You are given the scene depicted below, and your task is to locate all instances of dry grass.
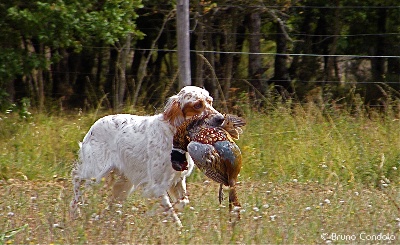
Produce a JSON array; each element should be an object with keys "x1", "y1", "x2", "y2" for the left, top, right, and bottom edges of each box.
[
  {"x1": 1, "y1": 103, "x2": 400, "y2": 243},
  {"x1": 1, "y1": 178, "x2": 399, "y2": 244}
]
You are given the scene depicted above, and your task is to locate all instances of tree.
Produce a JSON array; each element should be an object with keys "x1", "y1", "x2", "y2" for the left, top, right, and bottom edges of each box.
[
  {"x1": 176, "y1": 0, "x2": 192, "y2": 88},
  {"x1": 246, "y1": 11, "x2": 264, "y2": 95},
  {"x1": 2, "y1": 0, "x2": 400, "y2": 111},
  {"x1": 1, "y1": 0, "x2": 143, "y2": 111}
]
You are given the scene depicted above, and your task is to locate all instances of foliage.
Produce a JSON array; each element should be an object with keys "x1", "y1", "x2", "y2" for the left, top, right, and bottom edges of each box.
[
  {"x1": 1, "y1": 0, "x2": 399, "y2": 110},
  {"x1": 5, "y1": 0, "x2": 144, "y2": 49},
  {"x1": 0, "y1": 0, "x2": 143, "y2": 110}
]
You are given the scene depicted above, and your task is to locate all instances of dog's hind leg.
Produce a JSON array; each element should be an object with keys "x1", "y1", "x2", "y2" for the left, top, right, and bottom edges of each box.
[
  {"x1": 111, "y1": 173, "x2": 134, "y2": 201},
  {"x1": 70, "y1": 164, "x2": 114, "y2": 218},
  {"x1": 70, "y1": 169, "x2": 83, "y2": 219}
]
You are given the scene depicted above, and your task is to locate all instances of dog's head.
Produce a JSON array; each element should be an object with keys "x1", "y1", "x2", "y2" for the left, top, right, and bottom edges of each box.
[{"x1": 164, "y1": 86, "x2": 222, "y2": 127}]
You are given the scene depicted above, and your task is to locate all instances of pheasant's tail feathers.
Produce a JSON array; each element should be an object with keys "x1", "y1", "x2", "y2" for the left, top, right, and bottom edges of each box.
[{"x1": 203, "y1": 168, "x2": 229, "y2": 186}]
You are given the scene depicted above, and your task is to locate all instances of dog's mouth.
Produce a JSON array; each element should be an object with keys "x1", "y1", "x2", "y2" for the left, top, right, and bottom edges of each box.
[{"x1": 171, "y1": 149, "x2": 189, "y2": 171}]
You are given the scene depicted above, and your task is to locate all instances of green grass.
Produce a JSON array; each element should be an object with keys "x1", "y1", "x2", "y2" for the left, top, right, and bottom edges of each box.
[
  {"x1": 239, "y1": 104, "x2": 400, "y2": 187},
  {"x1": 0, "y1": 112, "x2": 92, "y2": 180},
  {"x1": 0, "y1": 103, "x2": 399, "y2": 244}
]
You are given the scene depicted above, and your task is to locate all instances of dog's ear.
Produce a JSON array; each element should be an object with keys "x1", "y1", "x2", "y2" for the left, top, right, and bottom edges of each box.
[{"x1": 164, "y1": 96, "x2": 185, "y2": 127}]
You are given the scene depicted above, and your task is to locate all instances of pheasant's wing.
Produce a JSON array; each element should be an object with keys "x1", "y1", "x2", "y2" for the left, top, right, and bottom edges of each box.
[
  {"x1": 187, "y1": 141, "x2": 228, "y2": 185},
  {"x1": 213, "y1": 141, "x2": 242, "y2": 167},
  {"x1": 222, "y1": 114, "x2": 246, "y2": 140}
]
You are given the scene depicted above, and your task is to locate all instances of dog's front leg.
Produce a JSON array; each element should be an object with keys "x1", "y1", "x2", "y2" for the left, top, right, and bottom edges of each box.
[
  {"x1": 160, "y1": 193, "x2": 183, "y2": 228},
  {"x1": 168, "y1": 177, "x2": 189, "y2": 212}
]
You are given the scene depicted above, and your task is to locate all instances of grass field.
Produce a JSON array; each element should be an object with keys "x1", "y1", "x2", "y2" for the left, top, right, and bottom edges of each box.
[{"x1": 1, "y1": 102, "x2": 399, "y2": 244}]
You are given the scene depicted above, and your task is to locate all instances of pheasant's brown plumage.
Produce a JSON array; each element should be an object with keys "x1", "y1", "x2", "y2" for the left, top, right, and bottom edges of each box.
[{"x1": 173, "y1": 113, "x2": 245, "y2": 212}]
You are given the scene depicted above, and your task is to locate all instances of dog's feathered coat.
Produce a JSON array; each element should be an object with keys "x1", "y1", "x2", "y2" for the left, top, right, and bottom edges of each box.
[{"x1": 70, "y1": 86, "x2": 221, "y2": 226}]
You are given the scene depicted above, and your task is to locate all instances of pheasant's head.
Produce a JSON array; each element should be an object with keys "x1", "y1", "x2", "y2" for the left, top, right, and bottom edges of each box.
[{"x1": 186, "y1": 113, "x2": 225, "y2": 133}]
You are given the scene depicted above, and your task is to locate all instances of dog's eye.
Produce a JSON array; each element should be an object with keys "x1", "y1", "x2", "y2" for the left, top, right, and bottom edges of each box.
[{"x1": 193, "y1": 101, "x2": 204, "y2": 110}]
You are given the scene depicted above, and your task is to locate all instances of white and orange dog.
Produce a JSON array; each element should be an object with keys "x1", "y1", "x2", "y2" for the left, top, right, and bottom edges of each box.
[{"x1": 70, "y1": 86, "x2": 221, "y2": 226}]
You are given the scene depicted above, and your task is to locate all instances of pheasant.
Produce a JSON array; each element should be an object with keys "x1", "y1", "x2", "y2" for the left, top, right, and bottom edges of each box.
[{"x1": 171, "y1": 113, "x2": 246, "y2": 212}]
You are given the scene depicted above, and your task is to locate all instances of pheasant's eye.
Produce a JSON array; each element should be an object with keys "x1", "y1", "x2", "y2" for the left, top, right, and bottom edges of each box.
[{"x1": 193, "y1": 101, "x2": 204, "y2": 110}]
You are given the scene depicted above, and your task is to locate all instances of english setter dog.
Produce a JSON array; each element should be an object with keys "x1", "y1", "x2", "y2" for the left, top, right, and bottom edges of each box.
[{"x1": 70, "y1": 86, "x2": 222, "y2": 227}]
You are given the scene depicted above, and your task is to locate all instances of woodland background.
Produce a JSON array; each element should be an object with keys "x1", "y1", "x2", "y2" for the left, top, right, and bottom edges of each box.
[
  {"x1": 1, "y1": 1, "x2": 400, "y2": 243},
  {"x1": 1, "y1": 0, "x2": 400, "y2": 112}
]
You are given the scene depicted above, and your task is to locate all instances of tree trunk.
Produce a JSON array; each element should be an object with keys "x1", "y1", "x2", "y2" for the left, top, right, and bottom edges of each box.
[
  {"x1": 325, "y1": 0, "x2": 341, "y2": 82},
  {"x1": 363, "y1": 8, "x2": 387, "y2": 105},
  {"x1": 114, "y1": 49, "x2": 122, "y2": 112},
  {"x1": 387, "y1": 56, "x2": 400, "y2": 84},
  {"x1": 176, "y1": 0, "x2": 191, "y2": 88},
  {"x1": 37, "y1": 67, "x2": 45, "y2": 112},
  {"x1": 35, "y1": 42, "x2": 45, "y2": 111},
  {"x1": 222, "y1": 30, "x2": 234, "y2": 101},
  {"x1": 114, "y1": 33, "x2": 132, "y2": 112},
  {"x1": 220, "y1": 7, "x2": 239, "y2": 102},
  {"x1": 205, "y1": 27, "x2": 219, "y2": 100},
  {"x1": 194, "y1": 4, "x2": 205, "y2": 87},
  {"x1": 270, "y1": 22, "x2": 291, "y2": 95},
  {"x1": 371, "y1": 8, "x2": 387, "y2": 83},
  {"x1": 105, "y1": 48, "x2": 118, "y2": 109},
  {"x1": 247, "y1": 12, "x2": 264, "y2": 95},
  {"x1": 132, "y1": 10, "x2": 174, "y2": 106}
]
